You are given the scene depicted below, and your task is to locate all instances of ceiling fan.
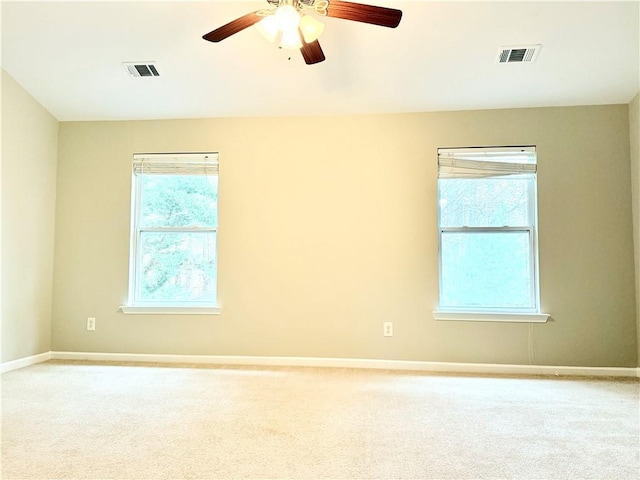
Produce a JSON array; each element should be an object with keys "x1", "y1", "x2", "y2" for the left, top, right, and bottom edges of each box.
[{"x1": 202, "y1": 0, "x2": 402, "y2": 65}]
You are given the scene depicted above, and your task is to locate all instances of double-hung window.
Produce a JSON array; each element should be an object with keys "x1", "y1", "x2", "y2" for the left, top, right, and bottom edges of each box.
[
  {"x1": 436, "y1": 146, "x2": 545, "y2": 320},
  {"x1": 125, "y1": 153, "x2": 219, "y2": 312}
]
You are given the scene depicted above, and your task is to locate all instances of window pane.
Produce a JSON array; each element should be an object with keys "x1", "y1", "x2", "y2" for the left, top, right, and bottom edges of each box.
[
  {"x1": 140, "y1": 174, "x2": 218, "y2": 228},
  {"x1": 440, "y1": 231, "x2": 532, "y2": 309},
  {"x1": 138, "y1": 231, "x2": 216, "y2": 303},
  {"x1": 439, "y1": 177, "x2": 532, "y2": 228}
]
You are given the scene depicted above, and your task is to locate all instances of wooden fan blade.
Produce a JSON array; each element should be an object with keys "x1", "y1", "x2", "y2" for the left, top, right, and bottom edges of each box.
[
  {"x1": 203, "y1": 12, "x2": 263, "y2": 42},
  {"x1": 326, "y1": 0, "x2": 402, "y2": 28},
  {"x1": 300, "y1": 38, "x2": 326, "y2": 65}
]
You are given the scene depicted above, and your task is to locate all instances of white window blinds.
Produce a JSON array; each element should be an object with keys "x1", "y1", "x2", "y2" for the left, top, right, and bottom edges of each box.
[
  {"x1": 133, "y1": 153, "x2": 219, "y2": 175},
  {"x1": 438, "y1": 146, "x2": 536, "y2": 179}
]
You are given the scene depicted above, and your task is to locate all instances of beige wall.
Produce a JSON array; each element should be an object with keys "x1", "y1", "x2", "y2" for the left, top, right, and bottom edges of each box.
[
  {"x1": 630, "y1": 92, "x2": 640, "y2": 366},
  {"x1": 53, "y1": 105, "x2": 637, "y2": 367},
  {"x1": 1, "y1": 70, "x2": 58, "y2": 363}
]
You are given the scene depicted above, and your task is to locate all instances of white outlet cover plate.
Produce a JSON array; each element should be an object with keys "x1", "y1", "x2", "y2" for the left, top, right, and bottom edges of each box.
[{"x1": 384, "y1": 322, "x2": 393, "y2": 337}]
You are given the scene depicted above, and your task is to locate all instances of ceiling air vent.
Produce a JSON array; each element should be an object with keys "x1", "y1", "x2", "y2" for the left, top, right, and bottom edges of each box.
[
  {"x1": 123, "y1": 62, "x2": 159, "y2": 78},
  {"x1": 497, "y1": 45, "x2": 541, "y2": 64}
]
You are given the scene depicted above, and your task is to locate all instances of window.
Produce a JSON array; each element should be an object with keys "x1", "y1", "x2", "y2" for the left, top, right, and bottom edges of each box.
[
  {"x1": 436, "y1": 146, "x2": 542, "y2": 316},
  {"x1": 125, "y1": 153, "x2": 219, "y2": 312}
]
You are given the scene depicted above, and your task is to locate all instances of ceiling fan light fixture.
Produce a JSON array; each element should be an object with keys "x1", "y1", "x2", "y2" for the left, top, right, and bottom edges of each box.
[{"x1": 299, "y1": 14, "x2": 325, "y2": 42}]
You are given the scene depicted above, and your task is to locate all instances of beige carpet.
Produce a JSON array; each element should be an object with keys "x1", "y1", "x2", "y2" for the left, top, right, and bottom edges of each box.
[{"x1": 1, "y1": 361, "x2": 639, "y2": 479}]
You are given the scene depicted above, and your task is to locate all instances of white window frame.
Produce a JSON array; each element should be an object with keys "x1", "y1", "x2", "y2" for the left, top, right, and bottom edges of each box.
[
  {"x1": 433, "y1": 146, "x2": 548, "y2": 323},
  {"x1": 121, "y1": 153, "x2": 221, "y2": 315}
]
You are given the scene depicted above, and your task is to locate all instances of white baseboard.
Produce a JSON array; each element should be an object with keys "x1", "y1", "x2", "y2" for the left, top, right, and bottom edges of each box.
[
  {"x1": 1, "y1": 351, "x2": 52, "y2": 374},
  {"x1": 50, "y1": 351, "x2": 640, "y2": 378}
]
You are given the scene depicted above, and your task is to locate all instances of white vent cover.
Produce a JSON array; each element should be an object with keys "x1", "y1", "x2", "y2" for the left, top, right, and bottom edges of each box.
[
  {"x1": 497, "y1": 45, "x2": 541, "y2": 63},
  {"x1": 123, "y1": 62, "x2": 159, "y2": 78}
]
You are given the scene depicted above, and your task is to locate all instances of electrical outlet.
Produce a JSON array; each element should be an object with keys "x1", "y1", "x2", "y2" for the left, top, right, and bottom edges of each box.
[
  {"x1": 87, "y1": 317, "x2": 96, "y2": 331},
  {"x1": 383, "y1": 322, "x2": 393, "y2": 337}
]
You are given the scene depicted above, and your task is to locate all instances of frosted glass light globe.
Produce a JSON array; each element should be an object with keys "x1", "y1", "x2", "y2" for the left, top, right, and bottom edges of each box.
[
  {"x1": 299, "y1": 15, "x2": 324, "y2": 42},
  {"x1": 275, "y1": 5, "x2": 300, "y2": 32},
  {"x1": 279, "y1": 29, "x2": 302, "y2": 49}
]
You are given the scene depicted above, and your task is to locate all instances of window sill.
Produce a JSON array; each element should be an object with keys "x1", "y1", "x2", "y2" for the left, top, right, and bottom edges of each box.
[
  {"x1": 119, "y1": 305, "x2": 222, "y2": 315},
  {"x1": 433, "y1": 311, "x2": 549, "y2": 323}
]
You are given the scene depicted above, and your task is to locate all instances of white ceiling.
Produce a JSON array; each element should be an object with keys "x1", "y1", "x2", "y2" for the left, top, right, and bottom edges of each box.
[{"x1": 1, "y1": 1, "x2": 639, "y2": 121}]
